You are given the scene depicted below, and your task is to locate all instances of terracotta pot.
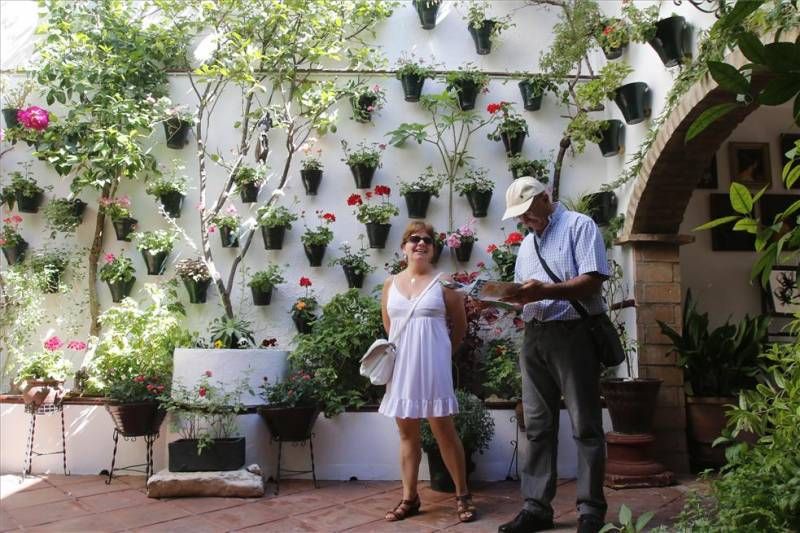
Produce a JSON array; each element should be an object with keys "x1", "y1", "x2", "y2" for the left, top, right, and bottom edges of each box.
[
  {"x1": 258, "y1": 405, "x2": 320, "y2": 442},
  {"x1": 20, "y1": 379, "x2": 64, "y2": 410},
  {"x1": 685, "y1": 395, "x2": 741, "y2": 472}
]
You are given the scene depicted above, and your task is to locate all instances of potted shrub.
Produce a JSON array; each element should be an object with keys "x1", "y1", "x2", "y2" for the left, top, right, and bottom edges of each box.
[
  {"x1": 659, "y1": 290, "x2": 769, "y2": 471},
  {"x1": 290, "y1": 277, "x2": 318, "y2": 334},
  {"x1": 100, "y1": 196, "x2": 137, "y2": 241},
  {"x1": 300, "y1": 211, "x2": 336, "y2": 266},
  {"x1": 341, "y1": 140, "x2": 385, "y2": 189},
  {"x1": 300, "y1": 147, "x2": 324, "y2": 196},
  {"x1": 329, "y1": 239, "x2": 376, "y2": 289},
  {"x1": 421, "y1": 390, "x2": 495, "y2": 492},
  {"x1": 486, "y1": 231, "x2": 524, "y2": 282},
  {"x1": 175, "y1": 257, "x2": 212, "y2": 304},
  {"x1": 347, "y1": 82, "x2": 386, "y2": 123},
  {"x1": 29, "y1": 248, "x2": 68, "y2": 293},
  {"x1": 486, "y1": 101, "x2": 528, "y2": 156},
  {"x1": 8, "y1": 165, "x2": 45, "y2": 213},
  {"x1": 0, "y1": 214, "x2": 27, "y2": 266},
  {"x1": 156, "y1": 97, "x2": 195, "y2": 149},
  {"x1": 99, "y1": 252, "x2": 136, "y2": 303},
  {"x1": 248, "y1": 263, "x2": 285, "y2": 306},
  {"x1": 348, "y1": 186, "x2": 399, "y2": 249},
  {"x1": 597, "y1": 119, "x2": 624, "y2": 157},
  {"x1": 614, "y1": 81, "x2": 651, "y2": 125},
  {"x1": 445, "y1": 66, "x2": 489, "y2": 111},
  {"x1": 145, "y1": 160, "x2": 188, "y2": 218},
  {"x1": 395, "y1": 54, "x2": 436, "y2": 102},
  {"x1": 398, "y1": 166, "x2": 444, "y2": 219},
  {"x1": 507, "y1": 155, "x2": 549, "y2": 181},
  {"x1": 211, "y1": 205, "x2": 240, "y2": 248},
  {"x1": 208, "y1": 314, "x2": 257, "y2": 349},
  {"x1": 517, "y1": 73, "x2": 558, "y2": 112},
  {"x1": 463, "y1": 1, "x2": 514, "y2": 55},
  {"x1": 582, "y1": 190, "x2": 618, "y2": 226},
  {"x1": 455, "y1": 166, "x2": 493, "y2": 218},
  {"x1": 15, "y1": 335, "x2": 80, "y2": 410},
  {"x1": 1, "y1": 78, "x2": 35, "y2": 128},
  {"x1": 1, "y1": 187, "x2": 15, "y2": 211},
  {"x1": 135, "y1": 229, "x2": 177, "y2": 275},
  {"x1": 43, "y1": 197, "x2": 86, "y2": 237},
  {"x1": 593, "y1": 18, "x2": 631, "y2": 60},
  {"x1": 233, "y1": 165, "x2": 264, "y2": 203},
  {"x1": 258, "y1": 370, "x2": 321, "y2": 441},
  {"x1": 412, "y1": 0, "x2": 441, "y2": 30},
  {"x1": 161, "y1": 370, "x2": 249, "y2": 472},
  {"x1": 575, "y1": 60, "x2": 632, "y2": 113},
  {"x1": 446, "y1": 220, "x2": 478, "y2": 262},
  {"x1": 256, "y1": 204, "x2": 298, "y2": 250},
  {"x1": 481, "y1": 338, "x2": 523, "y2": 428}
]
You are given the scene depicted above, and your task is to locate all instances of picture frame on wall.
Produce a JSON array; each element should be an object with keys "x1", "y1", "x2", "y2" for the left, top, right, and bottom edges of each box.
[
  {"x1": 709, "y1": 193, "x2": 755, "y2": 251},
  {"x1": 763, "y1": 265, "x2": 800, "y2": 317},
  {"x1": 728, "y1": 142, "x2": 771, "y2": 189},
  {"x1": 780, "y1": 133, "x2": 800, "y2": 189},
  {"x1": 697, "y1": 154, "x2": 718, "y2": 189}
]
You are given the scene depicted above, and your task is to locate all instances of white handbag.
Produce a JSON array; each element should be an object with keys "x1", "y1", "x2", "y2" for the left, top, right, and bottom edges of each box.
[{"x1": 359, "y1": 274, "x2": 441, "y2": 385}]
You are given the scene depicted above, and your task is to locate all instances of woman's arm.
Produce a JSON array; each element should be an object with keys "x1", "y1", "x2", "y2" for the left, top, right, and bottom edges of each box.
[
  {"x1": 443, "y1": 287, "x2": 467, "y2": 355},
  {"x1": 381, "y1": 277, "x2": 392, "y2": 334}
]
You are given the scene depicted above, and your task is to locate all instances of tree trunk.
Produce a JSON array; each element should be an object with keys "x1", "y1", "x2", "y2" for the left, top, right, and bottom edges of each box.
[
  {"x1": 552, "y1": 136, "x2": 571, "y2": 202},
  {"x1": 88, "y1": 183, "x2": 113, "y2": 336}
]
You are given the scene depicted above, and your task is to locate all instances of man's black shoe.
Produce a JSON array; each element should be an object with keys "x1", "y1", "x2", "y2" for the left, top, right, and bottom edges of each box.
[
  {"x1": 497, "y1": 509, "x2": 554, "y2": 533},
  {"x1": 576, "y1": 514, "x2": 604, "y2": 533}
]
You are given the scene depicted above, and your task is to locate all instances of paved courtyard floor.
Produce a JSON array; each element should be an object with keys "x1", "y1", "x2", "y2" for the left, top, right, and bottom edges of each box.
[{"x1": 1, "y1": 473, "x2": 702, "y2": 532}]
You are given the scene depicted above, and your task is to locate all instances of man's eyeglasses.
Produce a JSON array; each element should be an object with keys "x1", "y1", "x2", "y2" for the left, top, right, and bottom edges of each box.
[{"x1": 408, "y1": 235, "x2": 433, "y2": 245}]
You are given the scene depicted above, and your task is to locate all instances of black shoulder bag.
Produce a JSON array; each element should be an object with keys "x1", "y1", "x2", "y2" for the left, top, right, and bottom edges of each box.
[{"x1": 533, "y1": 238, "x2": 625, "y2": 367}]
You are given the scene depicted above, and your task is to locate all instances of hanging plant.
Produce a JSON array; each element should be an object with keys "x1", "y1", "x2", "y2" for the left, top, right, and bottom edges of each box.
[
  {"x1": 486, "y1": 101, "x2": 528, "y2": 157},
  {"x1": 135, "y1": 230, "x2": 177, "y2": 276},
  {"x1": 395, "y1": 53, "x2": 437, "y2": 102},
  {"x1": 248, "y1": 263, "x2": 285, "y2": 306},
  {"x1": 463, "y1": 1, "x2": 515, "y2": 56},
  {"x1": 444, "y1": 65, "x2": 489, "y2": 111},
  {"x1": 99, "y1": 253, "x2": 136, "y2": 303},
  {"x1": 43, "y1": 197, "x2": 87, "y2": 237},
  {"x1": 300, "y1": 211, "x2": 336, "y2": 266},
  {"x1": 0, "y1": 214, "x2": 28, "y2": 266},
  {"x1": 7, "y1": 163, "x2": 46, "y2": 213},
  {"x1": 145, "y1": 159, "x2": 188, "y2": 219},
  {"x1": 100, "y1": 196, "x2": 137, "y2": 241},
  {"x1": 256, "y1": 204, "x2": 298, "y2": 250},
  {"x1": 210, "y1": 205, "x2": 240, "y2": 248},
  {"x1": 329, "y1": 239, "x2": 376, "y2": 289},
  {"x1": 507, "y1": 155, "x2": 549, "y2": 181},
  {"x1": 516, "y1": 74, "x2": 558, "y2": 112},
  {"x1": 232, "y1": 165, "x2": 264, "y2": 203},
  {"x1": 347, "y1": 82, "x2": 386, "y2": 123},
  {"x1": 398, "y1": 166, "x2": 445, "y2": 219},
  {"x1": 300, "y1": 147, "x2": 324, "y2": 196},
  {"x1": 455, "y1": 166, "x2": 494, "y2": 218},
  {"x1": 593, "y1": 18, "x2": 631, "y2": 60},
  {"x1": 341, "y1": 140, "x2": 386, "y2": 189},
  {"x1": 175, "y1": 257, "x2": 212, "y2": 304}
]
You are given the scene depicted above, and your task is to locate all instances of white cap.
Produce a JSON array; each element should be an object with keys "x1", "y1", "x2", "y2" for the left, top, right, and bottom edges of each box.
[{"x1": 502, "y1": 176, "x2": 547, "y2": 220}]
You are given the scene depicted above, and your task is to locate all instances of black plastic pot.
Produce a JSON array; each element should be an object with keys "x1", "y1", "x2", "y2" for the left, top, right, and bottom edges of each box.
[
  {"x1": 168, "y1": 437, "x2": 245, "y2": 472},
  {"x1": 43, "y1": 268, "x2": 62, "y2": 293},
  {"x1": 351, "y1": 94, "x2": 377, "y2": 123},
  {"x1": 141, "y1": 249, "x2": 169, "y2": 275},
  {"x1": 69, "y1": 199, "x2": 87, "y2": 219},
  {"x1": 365, "y1": 222, "x2": 391, "y2": 249},
  {"x1": 220, "y1": 226, "x2": 239, "y2": 248},
  {"x1": 182, "y1": 278, "x2": 211, "y2": 303},
  {"x1": 465, "y1": 190, "x2": 492, "y2": 218},
  {"x1": 107, "y1": 278, "x2": 135, "y2": 303},
  {"x1": 15, "y1": 191, "x2": 43, "y2": 213},
  {"x1": 414, "y1": 0, "x2": 439, "y2": 30},
  {"x1": 292, "y1": 315, "x2": 315, "y2": 334},
  {"x1": 501, "y1": 131, "x2": 526, "y2": 157},
  {"x1": 600, "y1": 378, "x2": 662, "y2": 434},
  {"x1": 450, "y1": 79, "x2": 479, "y2": 111},
  {"x1": 431, "y1": 241, "x2": 444, "y2": 264},
  {"x1": 342, "y1": 264, "x2": 365, "y2": 289},
  {"x1": 164, "y1": 118, "x2": 192, "y2": 149},
  {"x1": 518, "y1": 81, "x2": 544, "y2": 111},
  {"x1": 454, "y1": 241, "x2": 474, "y2": 263},
  {"x1": 426, "y1": 447, "x2": 475, "y2": 493},
  {"x1": 468, "y1": 20, "x2": 495, "y2": 55},
  {"x1": 158, "y1": 191, "x2": 184, "y2": 218},
  {"x1": 349, "y1": 164, "x2": 376, "y2": 189},
  {"x1": 251, "y1": 285, "x2": 273, "y2": 306},
  {"x1": 258, "y1": 405, "x2": 320, "y2": 442},
  {"x1": 400, "y1": 74, "x2": 426, "y2": 102},
  {"x1": 613, "y1": 82, "x2": 651, "y2": 125},
  {"x1": 2, "y1": 108, "x2": 19, "y2": 128},
  {"x1": 301, "y1": 169, "x2": 323, "y2": 196},
  {"x1": 597, "y1": 119, "x2": 624, "y2": 157},
  {"x1": 603, "y1": 45, "x2": 624, "y2": 60},
  {"x1": 106, "y1": 401, "x2": 166, "y2": 437},
  {"x1": 304, "y1": 243, "x2": 327, "y2": 266},
  {"x1": 261, "y1": 225, "x2": 286, "y2": 250},
  {"x1": 238, "y1": 182, "x2": 260, "y2": 203},
  {"x1": 649, "y1": 16, "x2": 688, "y2": 68},
  {"x1": 2, "y1": 239, "x2": 27, "y2": 266},
  {"x1": 112, "y1": 217, "x2": 137, "y2": 242},
  {"x1": 583, "y1": 191, "x2": 618, "y2": 226},
  {"x1": 404, "y1": 190, "x2": 432, "y2": 219}
]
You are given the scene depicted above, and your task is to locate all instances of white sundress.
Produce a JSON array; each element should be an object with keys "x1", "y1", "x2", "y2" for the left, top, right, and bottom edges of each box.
[{"x1": 378, "y1": 275, "x2": 459, "y2": 419}]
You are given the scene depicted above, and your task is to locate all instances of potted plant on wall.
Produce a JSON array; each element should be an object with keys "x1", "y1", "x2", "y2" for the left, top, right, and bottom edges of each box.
[
  {"x1": 412, "y1": 0, "x2": 441, "y2": 30},
  {"x1": 156, "y1": 97, "x2": 195, "y2": 150},
  {"x1": 647, "y1": 15, "x2": 689, "y2": 67},
  {"x1": 100, "y1": 196, "x2": 137, "y2": 242},
  {"x1": 445, "y1": 66, "x2": 489, "y2": 111},
  {"x1": 421, "y1": 390, "x2": 495, "y2": 492},
  {"x1": 0, "y1": 214, "x2": 27, "y2": 266},
  {"x1": 256, "y1": 204, "x2": 298, "y2": 250},
  {"x1": 300, "y1": 210, "x2": 336, "y2": 266},
  {"x1": 258, "y1": 370, "x2": 321, "y2": 442},
  {"x1": 208, "y1": 314, "x2": 257, "y2": 349},
  {"x1": 481, "y1": 338, "x2": 523, "y2": 427},
  {"x1": 211, "y1": 205, "x2": 240, "y2": 248},
  {"x1": 175, "y1": 257, "x2": 212, "y2": 304},
  {"x1": 8, "y1": 164, "x2": 45, "y2": 213},
  {"x1": 15, "y1": 335, "x2": 79, "y2": 410},
  {"x1": 43, "y1": 197, "x2": 87, "y2": 237},
  {"x1": 300, "y1": 147, "x2": 324, "y2": 196},
  {"x1": 290, "y1": 277, "x2": 318, "y2": 334},
  {"x1": 486, "y1": 101, "x2": 528, "y2": 156},
  {"x1": 232, "y1": 165, "x2": 264, "y2": 203},
  {"x1": 99, "y1": 252, "x2": 136, "y2": 303},
  {"x1": 135, "y1": 229, "x2": 177, "y2": 276},
  {"x1": 145, "y1": 160, "x2": 188, "y2": 218},
  {"x1": 582, "y1": 190, "x2": 618, "y2": 226},
  {"x1": 1, "y1": 78, "x2": 35, "y2": 128},
  {"x1": 517, "y1": 73, "x2": 558, "y2": 112},
  {"x1": 248, "y1": 263, "x2": 285, "y2": 306},
  {"x1": 446, "y1": 220, "x2": 478, "y2": 263},
  {"x1": 455, "y1": 166, "x2": 493, "y2": 218},
  {"x1": 507, "y1": 155, "x2": 549, "y2": 181},
  {"x1": 593, "y1": 18, "x2": 631, "y2": 60},
  {"x1": 348, "y1": 186, "x2": 399, "y2": 249},
  {"x1": 486, "y1": 230, "x2": 524, "y2": 282},
  {"x1": 463, "y1": 1, "x2": 514, "y2": 56},
  {"x1": 395, "y1": 53, "x2": 436, "y2": 102},
  {"x1": 341, "y1": 140, "x2": 385, "y2": 189},
  {"x1": 398, "y1": 166, "x2": 444, "y2": 219},
  {"x1": 329, "y1": 238, "x2": 376, "y2": 289},
  {"x1": 29, "y1": 248, "x2": 68, "y2": 293},
  {"x1": 346, "y1": 82, "x2": 387, "y2": 123}
]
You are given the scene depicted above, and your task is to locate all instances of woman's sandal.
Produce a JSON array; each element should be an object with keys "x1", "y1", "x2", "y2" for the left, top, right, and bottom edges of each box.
[
  {"x1": 385, "y1": 494, "x2": 421, "y2": 522},
  {"x1": 455, "y1": 493, "x2": 477, "y2": 522}
]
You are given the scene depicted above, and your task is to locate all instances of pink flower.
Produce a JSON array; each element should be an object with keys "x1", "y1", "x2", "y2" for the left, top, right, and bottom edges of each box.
[
  {"x1": 198, "y1": 387, "x2": 207, "y2": 397},
  {"x1": 476, "y1": 261, "x2": 486, "y2": 268},
  {"x1": 458, "y1": 225, "x2": 474, "y2": 238},
  {"x1": 225, "y1": 204, "x2": 238, "y2": 215},
  {"x1": 118, "y1": 196, "x2": 131, "y2": 208},
  {"x1": 204, "y1": 370, "x2": 212, "y2": 377},
  {"x1": 372, "y1": 84, "x2": 381, "y2": 92},
  {"x1": 11, "y1": 214, "x2": 22, "y2": 224},
  {"x1": 208, "y1": 224, "x2": 217, "y2": 233},
  {"x1": 43, "y1": 336, "x2": 63, "y2": 351},
  {"x1": 104, "y1": 253, "x2": 116, "y2": 263},
  {"x1": 0, "y1": 128, "x2": 4, "y2": 142},
  {"x1": 366, "y1": 106, "x2": 374, "y2": 112},
  {"x1": 196, "y1": 201, "x2": 205, "y2": 211},
  {"x1": 446, "y1": 234, "x2": 462, "y2": 248},
  {"x1": 378, "y1": 143, "x2": 387, "y2": 150},
  {"x1": 17, "y1": 106, "x2": 50, "y2": 131},
  {"x1": 67, "y1": 340, "x2": 87, "y2": 351}
]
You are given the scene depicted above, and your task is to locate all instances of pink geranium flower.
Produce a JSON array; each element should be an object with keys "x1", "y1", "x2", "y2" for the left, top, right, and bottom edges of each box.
[
  {"x1": 17, "y1": 106, "x2": 50, "y2": 131},
  {"x1": 67, "y1": 340, "x2": 87, "y2": 351},
  {"x1": 43, "y1": 336, "x2": 64, "y2": 351}
]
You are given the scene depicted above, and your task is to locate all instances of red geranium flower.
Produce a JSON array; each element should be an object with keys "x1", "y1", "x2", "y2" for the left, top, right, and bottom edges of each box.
[
  {"x1": 365, "y1": 191, "x2": 373, "y2": 199},
  {"x1": 299, "y1": 276, "x2": 312, "y2": 287},
  {"x1": 374, "y1": 185, "x2": 391, "y2": 196},
  {"x1": 486, "y1": 244, "x2": 498, "y2": 254},
  {"x1": 198, "y1": 387, "x2": 207, "y2": 397},
  {"x1": 486, "y1": 102, "x2": 502, "y2": 114},
  {"x1": 347, "y1": 194, "x2": 363, "y2": 206},
  {"x1": 505, "y1": 232, "x2": 524, "y2": 245},
  {"x1": 322, "y1": 212, "x2": 336, "y2": 222},
  {"x1": 603, "y1": 26, "x2": 613, "y2": 35}
]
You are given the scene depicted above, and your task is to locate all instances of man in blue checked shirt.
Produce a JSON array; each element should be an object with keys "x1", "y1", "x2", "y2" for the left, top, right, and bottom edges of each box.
[{"x1": 497, "y1": 176, "x2": 609, "y2": 533}]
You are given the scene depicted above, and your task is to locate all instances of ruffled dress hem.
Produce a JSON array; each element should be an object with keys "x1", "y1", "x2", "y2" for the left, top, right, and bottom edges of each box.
[{"x1": 378, "y1": 396, "x2": 459, "y2": 419}]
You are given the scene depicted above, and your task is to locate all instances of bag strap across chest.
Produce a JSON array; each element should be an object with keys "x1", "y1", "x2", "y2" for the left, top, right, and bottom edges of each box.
[{"x1": 389, "y1": 273, "x2": 441, "y2": 342}]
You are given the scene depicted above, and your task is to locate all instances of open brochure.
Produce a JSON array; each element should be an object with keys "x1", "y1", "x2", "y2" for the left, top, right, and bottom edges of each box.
[{"x1": 440, "y1": 278, "x2": 521, "y2": 311}]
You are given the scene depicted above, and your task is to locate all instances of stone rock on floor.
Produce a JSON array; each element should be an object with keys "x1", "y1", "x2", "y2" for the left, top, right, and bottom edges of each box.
[{"x1": 146, "y1": 465, "x2": 264, "y2": 498}]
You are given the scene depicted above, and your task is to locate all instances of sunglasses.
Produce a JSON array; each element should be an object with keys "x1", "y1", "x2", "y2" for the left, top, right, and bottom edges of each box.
[{"x1": 408, "y1": 235, "x2": 433, "y2": 245}]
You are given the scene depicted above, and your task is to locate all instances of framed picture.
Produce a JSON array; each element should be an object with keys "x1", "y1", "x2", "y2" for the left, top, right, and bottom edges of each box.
[
  {"x1": 709, "y1": 193, "x2": 755, "y2": 251},
  {"x1": 728, "y1": 142, "x2": 772, "y2": 189},
  {"x1": 697, "y1": 154, "x2": 718, "y2": 189},
  {"x1": 764, "y1": 265, "x2": 800, "y2": 317},
  {"x1": 779, "y1": 133, "x2": 800, "y2": 189}
]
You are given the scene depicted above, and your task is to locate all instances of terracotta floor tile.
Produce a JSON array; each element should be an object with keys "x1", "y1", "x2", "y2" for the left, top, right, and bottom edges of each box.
[
  {"x1": 0, "y1": 486, "x2": 72, "y2": 509},
  {"x1": 311, "y1": 480, "x2": 401, "y2": 503},
  {"x1": 0, "y1": 508, "x2": 20, "y2": 532},
  {"x1": 77, "y1": 488, "x2": 151, "y2": 513},
  {"x1": 295, "y1": 503, "x2": 383, "y2": 532},
  {"x1": 62, "y1": 479, "x2": 130, "y2": 498},
  {"x1": 131, "y1": 514, "x2": 222, "y2": 533},
  {"x1": 347, "y1": 491, "x2": 409, "y2": 518},
  {"x1": 115, "y1": 475, "x2": 148, "y2": 489},
  {"x1": 237, "y1": 516, "x2": 321, "y2": 532},
  {"x1": 23, "y1": 513, "x2": 123, "y2": 533},
  {"x1": 346, "y1": 517, "x2": 437, "y2": 532},
  {"x1": 202, "y1": 500, "x2": 292, "y2": 530},
  {"x1": 0, "y1": 475, "x2": 50, "y2": 497},
  {"x1": 94, "y1": 501, "x2": 191, "y2": 530},
  {"x1": 256, "y1": 491, "x2": 337, "y2": 520},
  {"x1": 404, "y1": 502, "x2": 461, "y2": 530},
  {"x1": 168, "y1": 495, "x2": 251, "y2": 515},
  {"x1": 267, "y1": 479, "x2": 320, "y2": 497},
  {"x1": 5, "y1": 499, "x2": 91, "y2": 527},
  {"x1": 41, "y1": 474, "x2": 105, "y2": 487}
]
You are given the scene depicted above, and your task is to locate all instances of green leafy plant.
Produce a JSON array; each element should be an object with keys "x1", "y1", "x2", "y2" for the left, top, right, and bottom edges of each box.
[
  {"x1": 507, "y1": 155, "x2": 549, "y2": 182},
  {"x1": 174, "y1": 257, "x2": 211, "y2": 282},
  {"x1": 291, "y1": 276, "x2": 319, "y2": 323},
  {"x1": 1, "y1": 77, "x2": 36, "y2": 109},
  {"x1": 99, "y1": 253, "x2": 135, "y2": 283},
  {"x1": 486, "y1": 230, "x2": 524, "y2": 282},
  {"x1": 210, "y1": 204, "x2": 240, "y2": 231},
  {"x1": 598, "y1": 504, "x2": 656, "y2": 533},
  {"x1": 395, "y1": 52, "x2": 436, "y2": 80},
  {"x1": 329, "y1": 239, "x2": 376, "y2": 276},
  {"x1": 620, "y1": 1, "x2": 659, "y2": 43},
  {"x1": 256, "y1": 204, "x2": 298, "y2": 229},
  {"x1": 398, "y1": 166, "x2": 445, "y2": 196},
  {"x1": 517, "y1": 73, "x2": 558, "y2": 97},
  {"x1": 421, "y1": 389, "x2": 495, "y2": 453},
  {"x1": 593, "y1": 17, "x2": 631, "y2": 53},
  {"x1": 454, "y1": 166, "x2": 494, "y2": 195},
  {"x1": 16, "y1": 335, "x2": 82, "y2": 382},
  {"x1": 232, "y1": 165, "x2": 264, "y2": 188},
  {"x1": 300, "y1": 211, "x2": 336, "y2": 246},
  {"x1": 135, "y1": 230, "x2": 177, "y2": 254},
  {"x1": 248, "y1": 264, "x2": 286, "y2": 291},
  {"x1": 576, "y1": 61, "x2": 633, "y2": 110},
  {"x1": 346, "y1": 82, "x2": 387, "y2": 122},
  {"x1": 481, "y1": 339, "x2": 522, "y2": 400},
  {"x1": 300, "y1": 146, "x2": 323, "y2": 171},
  {"x1": 463, "y1": 0, "x2": 515, "y2": 37},
  {"x1": 486, "y1": 101, "x2": 528, "y2": 141},
  {"x1": 43, "y1": 197, "x2": 85, "y2": 236},
  {"x1": 260, "y1": 370, "x2": 320, "y2": 407},
  {"x1": 99, "y1": 196, "x2": 133, "y2": 221},
  {"x1": 444, "y1": 65, "x2": 489, "y2": 94},
  {"x1": 348, "y1": 186, "x2": 399, "y2": 225},
  {"x1": 8, "y1": 164, "x2": 45, "y2": 199},
  {"x1": 153, "y1": 96, "x2": 196, "y2": 123},
  {"x1": 145, "y1": 159, "x2": 188, "y2": 196},
  {"x1": 28, "y1": 248, "x2": 69, "y2": 291},
  {"x1": 208, "y1": 314, "x2": 256, "y2": 349},
  {"x1": 341, "y1": 139, "x2": 385, "y2": 168}
]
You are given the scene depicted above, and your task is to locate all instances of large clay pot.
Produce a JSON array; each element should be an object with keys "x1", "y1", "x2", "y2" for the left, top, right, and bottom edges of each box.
[
  {"x1": 685, "y1": 395, "x2": 738, "y2": 472},
  {"x1": 20, "y1": 379, "x2": 64, "y2": 411},
  {"x1": 258, "y1": 405, "x2": 320, "y2": 442},
  {"x1": 106, "y1": 401, "x2": 166, "y2": 437},
  {"x1": 600, "y1": 378, "x2": 662, "y2": 434}
]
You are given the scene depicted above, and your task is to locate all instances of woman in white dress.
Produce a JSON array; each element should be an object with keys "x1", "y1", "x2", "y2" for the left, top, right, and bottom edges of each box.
[{"x1": 379, "y1": 221, "x2": 475, "y2": 523}]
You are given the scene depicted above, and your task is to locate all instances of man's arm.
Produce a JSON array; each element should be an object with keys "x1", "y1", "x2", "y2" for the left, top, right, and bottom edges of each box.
[{"x1": 502, "y1": 273, "x2": 604, "y2": 305}]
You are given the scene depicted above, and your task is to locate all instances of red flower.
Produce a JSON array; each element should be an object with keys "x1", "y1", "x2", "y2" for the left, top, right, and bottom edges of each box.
[
  {"x1": 299, "y1": 277, "x2": 312, "y2": 287},
  {"x1": 505, "y1": 232, "x2": 524, "y2": 245},
  {"x1": 198, "y1": 387, "x2": 207, "y2": 397},
  {"x1": 261, "y1": 338, "x2": 278, "y2": 347},
  {"x1": 486, "y1": 244, "x2": 498, "y2": 254},
  {"x1": 134, "y1": 375, "x2": 145, "y2": 383},
  {"x1": 365, "y1": 191, "x2": 373, "y2": 199},
  {"x1": 11, "y1": 215, "x2": 22, "y2": 224},
  {"x1": 347, "y1": 194, "x2": 363, "y2": 206},
  {"x1": 374, "y1": 185, "x2": 391, "y2": 196},
  {"x1": 322, "y1": 212, "x2": 336, "y2": 222},
  {"x1": 486, "y1": 103, "x2": 502, "y2": 114},
  {"x1": 603, "y1": 26, "x2": 613, "y2": 35},
  {"x1": 204, "y1": 370, "x2": 212, "y2": 377}
]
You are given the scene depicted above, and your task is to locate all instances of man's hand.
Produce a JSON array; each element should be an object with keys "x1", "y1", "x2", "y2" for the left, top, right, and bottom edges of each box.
[{"x1": 501, "y1": 279, "x2": 549, "y2": 305}]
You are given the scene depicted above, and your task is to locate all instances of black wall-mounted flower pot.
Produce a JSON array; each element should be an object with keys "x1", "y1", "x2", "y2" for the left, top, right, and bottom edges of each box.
[
  {"x1": 158, "y1": 191, "x2": 184, "y2": 218},
  {"x1": 141, "y1": 250, "x2": 169, "y2": 275},
  {"x1": 292, "y1": 315, "x2": 314, "y2": 334},
  {"x1": 304, "y1": 243, "x2": 327, "y2": 266},
  {"x1": 597, "y1": 119, "x2": 624, "y2": 157},
  {"x1": 2, "y1": 239, "x2": 27, "y2": 266},
  {"x1": 182, "y1": 278, "x2": 211, "y2": 303},
  {"x1": 220, "y1": 226, "x2": 239, "y2": 248},
  {"x1": 465, "y1": 190, "x2": 492, "y2": 218},
  {"x1": 238, "y1": 182, "x2": 259, "y2": 203},
  {"x1": 342, "y1": 264, "x2": 365, "y2": 289},
  {"x1": 501, "y1": 131, "x2": 526, "y2": 157},
  {"x1": 602, "y1": 45, "x2": 624, "y2": 60},
  {"x1": 432, "y1": 242, "x2": 444, "y2": 264},
  {"x1": 351, "y1": 94, "x2": 377, "y2": 123},
  {"x1": 451, "y1": 79, "x2": 479, "y2": 111},
  {"x1": 400, "y1": 74, "x2": 426, "y2": 102},
  {"x1": 112, "y1": 217, "x2": 137, "y2": 242},
  {"x1": 365, "y1": 222, "x2": 391, "y2": 249},
  {"x1": 107, "y1": 278, "x2": 135, "y2": 303},
  {"x1": 301, "y1": 169, "x2": 323, "y2": 195},
  {"x1": 649, "y1": 16, "x2": 688, "y2": 68},
  {"x1": 468, "y1": 20, "x2": 495, "y2": 55},
  {"x1": 2, "y1": 108, "x2": 19, "y2": 128},
  {"x1": 349, "y1": 164, "x2": 376, "y2": 189},
  {"x1": 518, "y1": 81, "x2": 544, "y2": 111},
  {"x1": 261, "y1": 225, "x2": 286, "y2": 250},
  {"x1": 414, "y1": 0, "x2": 439, "y2": 30},
  {"x1": 251, "y1": 285, "x2": 273, "y2": 306},
  {"x1": 15, "y1": 191, "x2": 43, "y2": 213},
  {"x1": 404, "y1": 190, "x2": 432, "y2": 219},
  {"x1": 258, "y1": 405, "x2": 320, "y2": 442},
  {"x1": 69, "y1": 199, "x2": 87, "y2": 220},
  {"x1": 43, "y1": 269, "x2": 62, "y2": 293},
  {"x1": 168, "y1": 437, "x2": 245, "y2": 472},
  {"x1": 164, "y1": 118, "x2": 192, "y2": 149},
  {"x1": 583, "y1": 191, "x2": 618, "y2": 226},
  {"x1": 454, "y1": 241, "x2": 474, "y2": 263},
  {"x1": 613, "y1": 82, "x2": 651, "y2": 125}
]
